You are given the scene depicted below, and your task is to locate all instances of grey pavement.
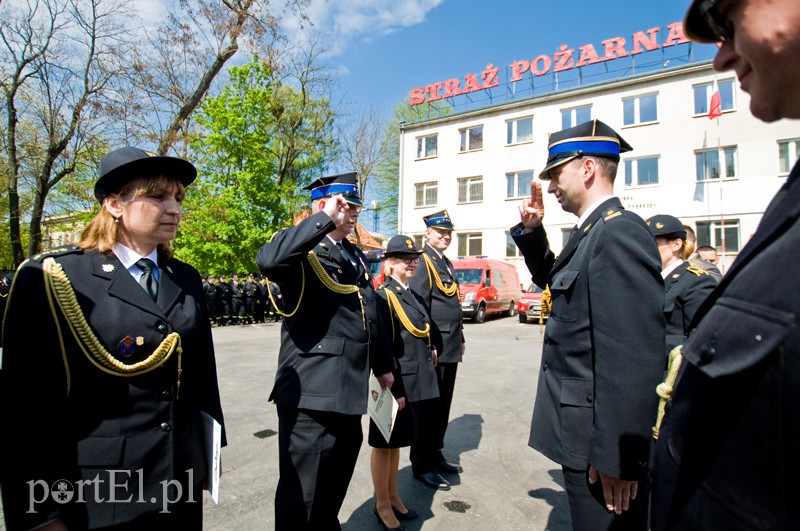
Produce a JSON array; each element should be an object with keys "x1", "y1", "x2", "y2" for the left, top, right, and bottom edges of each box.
[{"x1": 1, "y1": 315, "x2": 571, "y2": 530}]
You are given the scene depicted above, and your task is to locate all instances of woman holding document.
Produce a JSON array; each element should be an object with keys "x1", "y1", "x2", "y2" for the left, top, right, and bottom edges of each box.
[
  {"x1": 370, "y1": 235, "x2": 440, "y2": 531},
  {"x1": 0, "y1": 147, "x2": 225, "y2": 530}
]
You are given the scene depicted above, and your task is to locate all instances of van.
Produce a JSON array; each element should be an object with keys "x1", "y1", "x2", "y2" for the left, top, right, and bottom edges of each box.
[{"x1": 452, "y1": 257, "x2": 521, "y2": 323}]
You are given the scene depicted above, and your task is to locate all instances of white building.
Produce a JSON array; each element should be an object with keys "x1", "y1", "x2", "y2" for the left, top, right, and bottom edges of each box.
[{"x1": 398, "y1": 60, "x2": 800, "y2": 283}]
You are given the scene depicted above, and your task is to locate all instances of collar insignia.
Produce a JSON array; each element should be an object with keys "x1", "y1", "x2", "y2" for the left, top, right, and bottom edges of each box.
[{"x1": 102, "y1": 264, "x2": 115, "y2": 273}]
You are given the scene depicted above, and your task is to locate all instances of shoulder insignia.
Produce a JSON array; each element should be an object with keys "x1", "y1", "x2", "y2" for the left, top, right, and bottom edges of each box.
[
  {"x1": 686, "y1": 265, "x2": 710, "y2": 276},
  {"x1": 31, "y1": 244, "x2": 82, "y2": 262},
  {"x1": 603, "y1": 210, "x2": 622, "y2": 221}
]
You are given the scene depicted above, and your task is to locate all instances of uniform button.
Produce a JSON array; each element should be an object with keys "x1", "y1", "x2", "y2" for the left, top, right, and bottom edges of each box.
[
  {"x1": 542, "y1": 363, "x2": 548, "y2": 371},
  {"x1": 317, "y1": 345, "x2": 322, "y2": 350},
  {"x1": 315, "y1": 222, "x2": 322, "y2": 229},
  {"x1": 700, "y1": 344, "x2": 716, "y2": 362},
  {"x1": 586, "y1": 396, "x2": 593, "y2": 404},
  {"x1": 160, "y1": 422, "x2": 172, "y2": 432},
  {"x1": 161, "y1": 391, "x2": 172, "y2": 399},
  {"x1": 157, "y1": 323, "x2": 168, "y2": 333}
]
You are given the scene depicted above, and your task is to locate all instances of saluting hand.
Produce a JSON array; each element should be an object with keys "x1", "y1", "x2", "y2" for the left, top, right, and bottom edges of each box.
[
  {"x1": 518, "y1": 180, "x2": 545, "y2": 233},
  {"x1": 322, "y1": 194, "x2": 350, "y2": 227}
]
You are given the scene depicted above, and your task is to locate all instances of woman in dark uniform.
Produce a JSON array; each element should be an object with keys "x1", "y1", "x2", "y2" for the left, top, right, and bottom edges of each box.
[
  {"x1": 0, "y1": 147, "x2": 225, "y2": 530},
  {"x1": 646, "y1": 215, "x2": 717, "y2": 355},
  {"x1": 370, "y1": 235, "x2": 439, "y2": 531}
]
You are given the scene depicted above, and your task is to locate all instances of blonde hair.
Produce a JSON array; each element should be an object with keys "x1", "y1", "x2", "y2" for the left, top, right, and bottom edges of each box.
[{"x1": 78, "y1": 175, "x2": 185, "y2": 259}]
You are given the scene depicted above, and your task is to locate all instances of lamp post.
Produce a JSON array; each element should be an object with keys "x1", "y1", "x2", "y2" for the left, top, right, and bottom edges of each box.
[{"x1": 370, "y1": 200, "x2": 379, "y2": 233}]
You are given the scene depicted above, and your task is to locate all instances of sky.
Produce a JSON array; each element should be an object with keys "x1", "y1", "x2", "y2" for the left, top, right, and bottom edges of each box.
[{"x1": 282, "y1": 0, "x2": 721, "y2": 116}]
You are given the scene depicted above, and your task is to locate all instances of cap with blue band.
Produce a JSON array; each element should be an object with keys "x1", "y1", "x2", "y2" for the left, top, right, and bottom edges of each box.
[
  {"x1": 303, "y1": 171, "x2": 363, "y2": 207},
  {"x1": 423, "y1": 209, "x2": 454, "y2": 230},
  {"x1": 539, "y1": 119, "x2": 632, "y2": 180}
]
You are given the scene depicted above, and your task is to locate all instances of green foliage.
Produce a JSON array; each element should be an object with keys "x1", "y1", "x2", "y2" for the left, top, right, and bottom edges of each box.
[{"x1": 175, "y1": 57, "x2": 331, "y2": 274}]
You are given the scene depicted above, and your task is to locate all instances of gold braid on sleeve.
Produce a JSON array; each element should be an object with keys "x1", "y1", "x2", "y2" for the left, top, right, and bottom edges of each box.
[
  {"x1": 652, "y1": 345, "x2": 683, "y2": 440},
  {"x1": 383, "y1": 288, "x2": 431, "y2": 347},
  {"x1": 422, "y1": 254, "x2": 459, "y2": 297},
  {"x1": 42, "y1": 257, "x2": 184, "y2": 397},
  {"x1": 306, "y1": 251, "x2": 366, "y2": 330}
]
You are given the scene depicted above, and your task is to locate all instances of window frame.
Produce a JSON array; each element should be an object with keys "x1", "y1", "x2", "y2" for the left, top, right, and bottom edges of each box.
[
  {"x1": 459, "y1": 125, "x2": 484, "y2": 153},
  {"x1": 778, "y1": 138, "x2": 800, "y2": 175},
  {"x1": 695, "y1": 146, "x2": 738, "y2": 182},
  {"x1": 623, "y1": 155, "x2": 660, "y2": 187},
  {"x1": 457, "y1": 175, "x2": 484, "y2": 204},
  {"x1": 692, "y1": 78, "x2": 736, "y2": 117},
  {"x1": 696, "y1": 219, "x2": 740, "y2": 254},
  {"x1": 457, "y1": 232, "x2": 483, "y2": 257},
  {"x1": 560, "y1": 104, "x2": 592, "y2": 130},
  {"x1": 622, "y1": 92, "x2": 659, "y2": 126},
  {"x1": 506, "y1": 170, "x2": 535, "y2": 199},
  {"x1": 505, "y1": 231, "x2": 522, "y2": 258},
  {"x1": 506, "y1": 115, "x2": 534, "y2": 145},
  {"x1": 414, "y1": 181, "x2": 438, "y2": 208},
  {"x1": 415, "y1": 133, "x2": 438, "y2": 160}
]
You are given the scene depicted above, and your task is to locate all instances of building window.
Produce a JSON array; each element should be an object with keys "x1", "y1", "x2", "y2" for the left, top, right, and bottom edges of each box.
[
  {"x1": 697, "y1": 219, "x2": 740, "y2": 253},
  {"x1": 695, "y1": 147, "x2": 737, "y2": 181},
  {"x1": 506, "y1": 170, "x2": 534, "y2": 199},
  {"x1": 415, "y1": 182, "x2": 438, "y2": 207},
  {"x1": 624, "y1": 156, "x2": 660, "y2": 187},
  {"x1": 779, "y1": 138, "x2": 800, "y2": 174},
  {"x1": 459, "y1": 125, "x2": 483, "y2": 152},
  {"x1": 457, "y1": 233, "x2": 482, "y2": 256},
  {"x1": 561, "y1": 105, "x2": 592, "y2": 130},
  {"x1": 413, "y1": 234, "x2": 425, "y2": 249},
  {"x1": 693, "y1": 79, "x2": 735, "y2": 116},
  {"x1": 506, "y1": 116, "x2": 533, "y2": 145},
  {"x1": 416, "y1": 134, "x2": 438, "y2": 159},
  {"x1": 505, "y1": 231, "x2": 522, "y2": 258},
  {"x1": 622, "y1": 93, "x2": 658, "y2": 125},
  {"x1": 561, "y1": 228, "x2": 573, "y2": 249},
  {"x1": 457, "y1": 176, "x2": 483, "y2": 203}
]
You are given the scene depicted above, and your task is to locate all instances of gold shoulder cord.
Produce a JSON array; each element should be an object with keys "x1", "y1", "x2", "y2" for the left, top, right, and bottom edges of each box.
[
  {"x1": 383, "y1": 288, "x2": 431, "y2": 348},
  {"x1": 42, "y1": 257, "x2": 184, "y2": 398},
  {"x1": 263, "y1": 250, "x2": 367, "y2": 329},
  {"x1": 652, "y1": 345, "x2": 683, "y2": 440},
  {"x1": 422, "y1": 254, "x2": 458, "y2": 297}
]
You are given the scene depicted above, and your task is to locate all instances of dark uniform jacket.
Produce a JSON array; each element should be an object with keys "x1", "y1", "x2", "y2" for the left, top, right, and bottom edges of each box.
[
  {"x1": 663, "y1": 261, "x2": 716, "y2": 355},
  {"x1": 377, "y1": 276, "x2": 439, "y2": 404},
  {"x1": 652, "y1": 162, "x2": 800, "y2": 531},
  {"x1": 512, "y1": 197, "x2": 665, "y2": 479},
  {"x1": 409, "y1": 244, "x2": 464, "y2": 364},
  {"x1": 256, "y1": 212, "x2": 394, "y2": 414},
  {"x1": 0, "y1": 247, "x2": 225, "y2": 530}
]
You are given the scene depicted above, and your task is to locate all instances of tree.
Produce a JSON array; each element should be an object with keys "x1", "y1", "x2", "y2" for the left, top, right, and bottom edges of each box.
[
  {"x1": 174, "y1": 56, "x2": 334, "y2": 274},
  {"x1": 1, "y1": 0, "x2": 131, "y2": 265},
  {"x1": 119, "y1": 0, "x2": 310, "y2": 156}
]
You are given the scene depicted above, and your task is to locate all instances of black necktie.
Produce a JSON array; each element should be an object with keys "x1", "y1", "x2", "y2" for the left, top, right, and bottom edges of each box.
[
  {"x1": 336, "y1": 242, "x2": 357, "y2": 270},
  {"x1": 136, "y1": 258, "x2": 158, "y2": 301}
]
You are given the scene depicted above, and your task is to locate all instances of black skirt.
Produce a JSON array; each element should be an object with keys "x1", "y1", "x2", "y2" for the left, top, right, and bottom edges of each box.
[{"x1": 369, "y1": 401, "x2": 419, "y2": 448}]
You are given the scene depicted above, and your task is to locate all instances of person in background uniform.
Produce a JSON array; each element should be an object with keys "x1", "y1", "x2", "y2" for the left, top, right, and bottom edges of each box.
[
  {"x1": 0, "y1": 273, "x2": 11, "y2": 325},
  {"x1": 511, "y1": 119, "x2": 665, "y2": 531},
  {"x1": 646, "y1": 215, "x2": 717, "y2": 355},
  {"x1": 268, "y1": 280, "x2": 283, "y2": 322},
  {"x1": 254, "y1": 275, "x2": 268, "y2": 323},
  {"x1": 0, "y1": 147, "x2": 225, "y2": 530},
  {"x1": 230, "y1": 273, "x2": 246, "y2": 325},
  {"x1": 652, "y1": 2, "x2": 800, "y2": 530},
  {"x1": 695, "y1": 245, "x2": 719, "y2": 266},
  {"x1": 256, "y1": 171, "x2": 395, "y2": 531},
  {"x1": 370, "y1": 235, "x2": 440, "y2": 531},
  {"x1": 408, "y1": 209, "x2": 465, "y2": 491},
  {"x1": 682, "y1": 225, "x2": 722, "y2": 281},
  {"x1": 216, "y1": 274, "x2": 231, "y2": 325},
  {"x1": 204, "y1": 273, "x2": 219, "y2": 325},
  {"x1": 244, "y1": 273, "x2": 258, "y2": 324}
]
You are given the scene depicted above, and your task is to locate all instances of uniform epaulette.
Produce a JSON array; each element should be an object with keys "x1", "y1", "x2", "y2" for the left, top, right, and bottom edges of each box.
[
  {"x1": 30, "y1": 245, "x2": 82, "y2": 262},
  {"x1": 686, "y1": 265, "x2": 710, "y2": 276},
  {"x1": 602, "y1": 207, "x2": 623, "y2": 222}
]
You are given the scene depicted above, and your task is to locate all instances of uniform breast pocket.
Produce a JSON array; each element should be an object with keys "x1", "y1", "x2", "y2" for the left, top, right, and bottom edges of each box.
[
  {"x1": 549, "y1": 269, "x2": 579, "y2": 323},
  {"x1": 76, "y1": 436, "x2": 126, "y2": 468},
  {"x1": 400, "y1": 359, "x2": 419, "y2": 376},
  {"x1": 297, "y1": 336, "x2": 345, "y2": 396}
]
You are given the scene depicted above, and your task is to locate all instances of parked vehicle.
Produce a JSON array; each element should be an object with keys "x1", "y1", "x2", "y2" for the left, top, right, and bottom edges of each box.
[
  {"x1": 517, "y1": 284, "x2": 548, "y2": 324},
  {"x1": 364, "y1": 249, "x2": 385, "y2": 288},
  {"x1": 452, "y1": 257, "x2": 521, "y2": 323}
]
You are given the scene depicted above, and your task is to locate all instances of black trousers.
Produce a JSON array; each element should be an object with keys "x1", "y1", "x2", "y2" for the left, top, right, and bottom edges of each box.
[
  {"x1": 275, "y1": 407, "x2": 363, "y2": 531},
  {"x1": 562, "y1": 466, "x2": 650, "y2": 531},
  {"x1": 410, "y1": 362, "x2": 458, "y2": 473}
]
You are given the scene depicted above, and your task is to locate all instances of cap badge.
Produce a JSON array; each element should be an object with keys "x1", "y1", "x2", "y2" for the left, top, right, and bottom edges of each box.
[
  {"x1": 144, "y1": 151, "x2": 157, "y2": 157},
  {"x1": 406, "y1": 240, "x2": 414, "y2": 249},
  {"x1": 656, "y1": 222, "x2": 665, "y2": 229}
]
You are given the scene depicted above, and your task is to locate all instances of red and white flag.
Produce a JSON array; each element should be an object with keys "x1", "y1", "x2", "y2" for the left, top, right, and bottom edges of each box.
[{"x1": 708, "y1": 81, "x2": 722, "y2": 120}]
